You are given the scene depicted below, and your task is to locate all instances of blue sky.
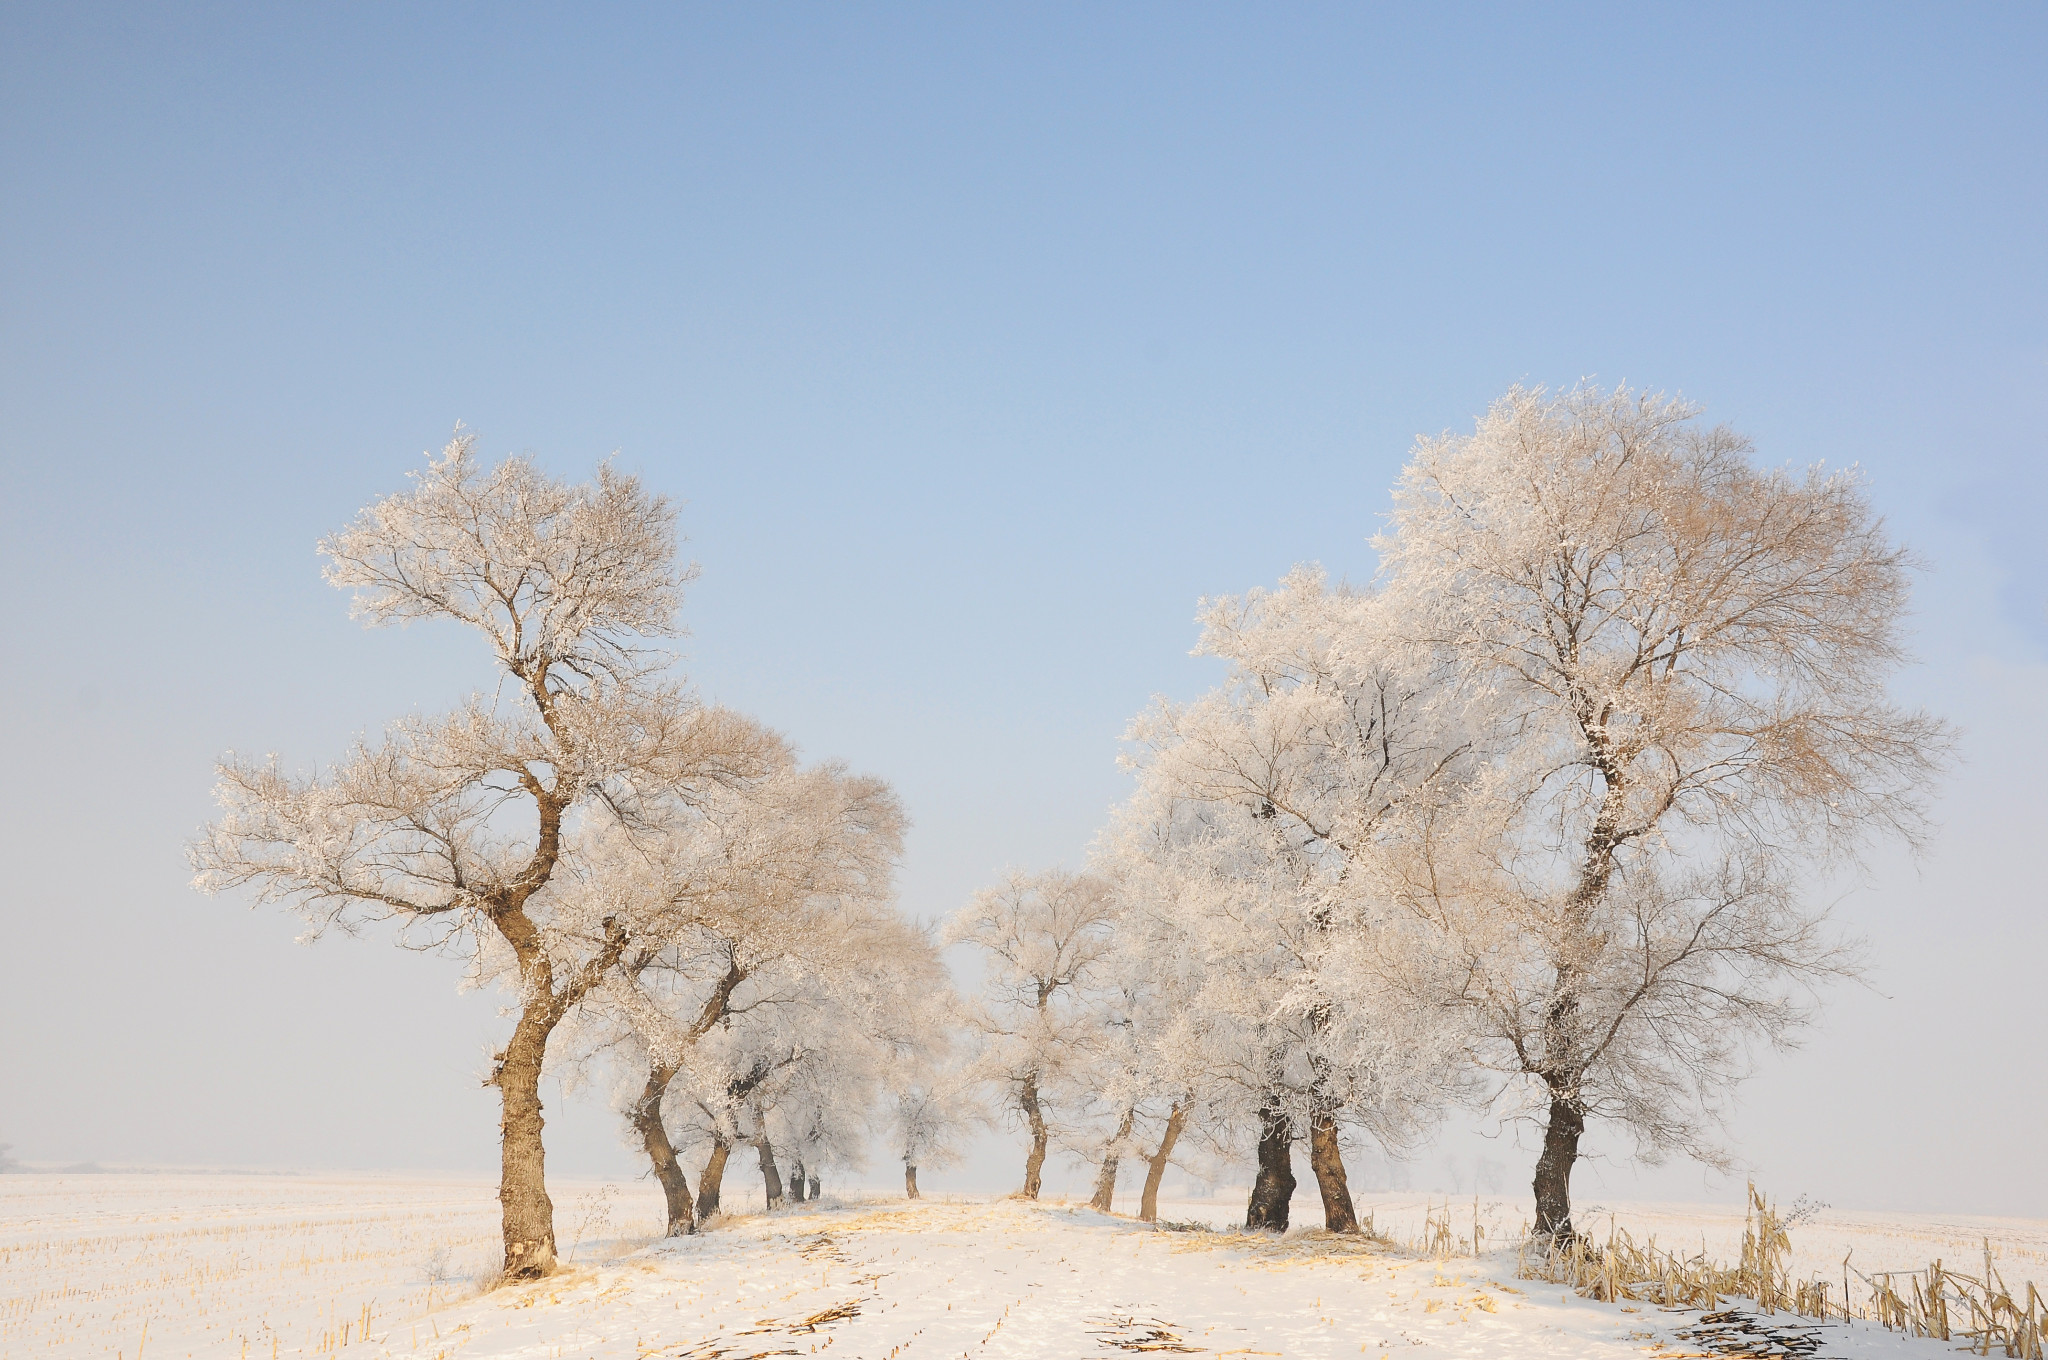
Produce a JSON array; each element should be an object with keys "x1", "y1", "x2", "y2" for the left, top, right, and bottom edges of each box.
[{"x1": 2, "y1": 4, "x2": 2043, "y2": 1212}]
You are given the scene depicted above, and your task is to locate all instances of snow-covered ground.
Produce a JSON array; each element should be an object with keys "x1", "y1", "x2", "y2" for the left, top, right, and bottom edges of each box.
[
  {"x1": 0, "y1": 1172, "x2": 661, "y2": 1359},
  {"x1": 4, "y1": 1173, "x2": 2042, "y2": 1358}
]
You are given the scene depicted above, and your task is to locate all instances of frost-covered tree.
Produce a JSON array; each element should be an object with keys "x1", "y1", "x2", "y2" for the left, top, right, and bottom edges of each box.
[
  {"x1": 1050, "y1": 900, "x2": 1224, "y2": 1221},
  {"x1": 1100, "y1": 789, "x2": 1459, "y2": 1233},
  {"x1": 569, "y1": 758, "x2": 908, "y2": 1232},
  {"x1": 657, "y1": 913, "x2": 943, "y2": 1214},
  {"x1": 1078, "y1": 862, "x2": 1238, "y2": 1224},
  {"x1": 858, "y1": 962, "x2": 980, "y2": 1200},
  {"x1": 889, "y1": 1057, "x2": 980, "y2": 1199},
  {"x1": 1110, "y1": 568, "x2": 1469, "y2": 1232},
  {"x1": 762, "y1": 932, "x2": 947, "y2": 1202},
  {"x1": 945, "y1": 869, "x2": 1119, "y2": 1199},
  {"x1": 1374, "y1": 385, "x2": 1951, "y2": 1239},
  {"x1": 190, "y1": 434, "x2": 775, "y2": 1278},
  {"x1": 672, "y1": 1039, "x2": 798, "y2": 1219},
  {"x1": 1074, "y1": 992, "x2": 1144, "y2": 1214}
]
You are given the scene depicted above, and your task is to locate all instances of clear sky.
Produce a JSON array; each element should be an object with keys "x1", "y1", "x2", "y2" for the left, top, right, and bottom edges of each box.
[{"x1": 2, "y1": 5, "x2": 2042, "y2": 1214}]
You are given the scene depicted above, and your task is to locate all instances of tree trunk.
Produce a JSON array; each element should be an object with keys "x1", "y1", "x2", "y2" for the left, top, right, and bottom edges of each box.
[
  {"x1": 1533, "y1": 1087, "x2": 1585, "y2": 1240},
  {"x1": 697, "y1": 1140, "x2": 730, "y2": 1220},
  {"x1": 1244, "y1": 1105, "x2": 1295, "y2": 1233},
  {"x1": 1529, "y1": 751, "x2": 1619, "y2": 1241},
  {"x1": 1089, "y1": 1105, "x2": 1136, "y2": 1213},
  {"x1": 493, "y1": 1002, "x2": 560, "y2": 1279},
  {"x1": 1019, "y1": 1074, "x2": 1048, "y2": 1200},
  {"x1": 1138, "y1": 1101, "x2": 1188, "y2": 1224},
  {"x1": 757, "y1": 1133, "x2": 785, "y2": 1209},
  {"x1": 788, "y1": 1160, "x2": 806, "y2": 1203},
  {"x1": 485, "y1": 908, "x2": 624, "y2": 1280},
  {"x1": 1306, "y1": 1113, "x2": 1360, "y2": 1234},
  {"x1": 905, "y1": 1164, "x2": 920, "y2": 1199},
  {"x1": 627, "y1": 1064, "x2": 693, "y2": 1236},
  {"x1": 808, "y1": 1174, "x2": 821, "y2": 1200},
  {"x1": 1088, "y1": 1152, "x2": 1121, "y2": 1213}
]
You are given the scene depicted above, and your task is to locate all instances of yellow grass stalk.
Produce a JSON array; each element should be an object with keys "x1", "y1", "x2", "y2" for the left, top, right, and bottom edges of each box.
[{"x1": 1515, "y1": 1188, "x2": 2046, "y2": 1359}]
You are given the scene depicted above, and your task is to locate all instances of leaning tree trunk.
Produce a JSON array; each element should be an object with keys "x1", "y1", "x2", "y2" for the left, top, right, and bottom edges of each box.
[
  {"x1": 697, "y1": 1139, "x2": 731, "y2": 1220},
  {"x1": 1138, "y1": 1101, "x2": 1188, "y2": 1224},
  {"x1": 757, "y1": 1133, "x2": 785, "y2": 1209},
  {"x1": 1532, "y1": 1083, "x2": 1586, "y2": 1240},
  {"x1": 1245, "y1": 1105, "x2": 1296, "y2": 1233},
  {"x1": 487, "y1": 902, "x2": 623, "y2": 1280},
  {"x1": 628, "y1": 1064, "x2": 693, "y2": 1236},
  {"x1": 1306, "y1": 1113, "x2": 1360, "y2": 1234},
  {"x1": 1089, "y1": 1106, "x2": 1136, "y2": 1213},
  {"x1": 905, "y1": 1163, "x2": 920, "y2": 1199},
  {"x1": 1019, "y1": 1075, "x2": 1049, "y2": 1199}
]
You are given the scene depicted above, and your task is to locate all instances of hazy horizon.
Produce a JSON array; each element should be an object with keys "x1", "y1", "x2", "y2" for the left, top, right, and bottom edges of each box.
[{"x1": 2, "y1": 4, "x2": 2042, "y2": 1220}]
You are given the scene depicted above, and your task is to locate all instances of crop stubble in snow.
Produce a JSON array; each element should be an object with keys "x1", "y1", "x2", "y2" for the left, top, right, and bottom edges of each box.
[{"x1": 4, "y1": 1177, "x2": 2039, "y2": 1358}]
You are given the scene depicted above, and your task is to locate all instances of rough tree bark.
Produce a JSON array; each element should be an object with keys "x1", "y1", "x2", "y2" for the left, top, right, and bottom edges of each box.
[
  {"x1": 1019, "y1": 1074, "x2": 1049, "y2": 1199},
  {"x1": 757, "y1": 1128, "x2": 785, "y2": 1209},
  {"x1": 1244, "y1": 1106, "x2": 1296, "y2": 1232},
  {"x1": 1137, "y1": 1101, "x2": 1188, "y2": 1224},
  {"x1": 1089, "y1": 1106, "x2": 1136, "y2": 1213},
  {"x1": 493, "y1": 1010, "x2": 559, "y2": 1278},
  {"x1": 487, "y1": 686, "x2": 578, "y2": 1280},
  {"x1": 807, "y1": 1174, "x2": 820, "y2": 1200},
  {"x1": 697, "y1": 1139, "x2": 730, "y2": 1220},
  {"x1": 1532, "y1": 1086, "x2": 1586, "y2": 1240},
  {"x1": 905, "y1": 1164, "x2": 920, "y2": 1199},
  {"x1": 1306, "y1": 1113, "x2": 1360, "y2": 1234},
  {"x1": 788, "y1": 1161, "x2": 807, "y2": 1203},
  {"x1": 487, "y1": 907, "x2": 625, "y2": 1279},
  {"x1": 628, "y1": 1062, "x2": 693, "y2": 1236}
]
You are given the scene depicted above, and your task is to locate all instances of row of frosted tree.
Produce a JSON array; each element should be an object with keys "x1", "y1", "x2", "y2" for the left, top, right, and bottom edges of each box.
[
  {"x1": 949, "y1": 386, "x2": 1944, "y2": 1241},
  {"x1": 195, "y1": 385, "x2": 1946, "y2": 1280}
]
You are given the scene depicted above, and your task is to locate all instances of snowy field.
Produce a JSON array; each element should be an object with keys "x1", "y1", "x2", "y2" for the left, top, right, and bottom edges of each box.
[
  {"x1": 5, "y1": 1173, "x2": 2045, "y2": 1359},
  {"x1": 0, "y1": 1172, "x2": 662, "y2": 1359}
]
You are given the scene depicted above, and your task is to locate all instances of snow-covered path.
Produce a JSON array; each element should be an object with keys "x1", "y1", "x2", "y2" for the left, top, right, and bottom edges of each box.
[{"x1": 416, "y1": 1198, "x2": 1939, "y2": 1360}]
